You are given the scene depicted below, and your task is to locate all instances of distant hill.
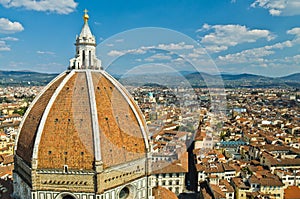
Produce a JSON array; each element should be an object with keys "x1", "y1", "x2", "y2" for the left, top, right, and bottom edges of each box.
[
  {"x1": 0, "y1": 70, "x2": 300, "y2": 88},
  {"x1": 280, "y1": 73, "x2": 300, "y2": 81},
  {"x1": 0, "y1": 70, "x2": 58, "y2": 86},
  {"x1": 180, "y1": 72, "x2": 300, "y2": 88},
  {"x1": 220, "y1": 73, "x2": 271, "y2": 81}
]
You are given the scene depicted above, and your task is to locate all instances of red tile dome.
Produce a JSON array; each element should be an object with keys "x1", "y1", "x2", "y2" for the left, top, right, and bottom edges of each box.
[{"x1": 15, "y1": 69, "x2": 150, "y2": 171}]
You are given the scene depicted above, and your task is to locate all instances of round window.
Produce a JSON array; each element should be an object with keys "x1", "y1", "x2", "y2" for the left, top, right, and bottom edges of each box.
[{"x1": 119, "y1": 186, "x2": 130, "y2": 199}]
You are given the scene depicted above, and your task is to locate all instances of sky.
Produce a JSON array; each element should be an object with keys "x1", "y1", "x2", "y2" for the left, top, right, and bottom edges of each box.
[{"x1": 1, "y1": 0, "x2": 300, "y2": 77}]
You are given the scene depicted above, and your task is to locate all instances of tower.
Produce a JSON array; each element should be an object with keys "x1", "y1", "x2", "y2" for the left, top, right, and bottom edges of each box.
[
  {"x1": 69, "y1": 9, "x2": 101, "y2": 70},
  {"x1": 13, "y1": 11, "x2": 152, "y2": 199}
]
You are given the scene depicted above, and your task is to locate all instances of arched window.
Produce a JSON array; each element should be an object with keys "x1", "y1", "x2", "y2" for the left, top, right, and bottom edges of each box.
[
  {"x1": 89, "y1": 50, "x2": 92, "y2": 67},
  {"x1": 82, "y1": 50, "x2": 85, "y2": 67}
]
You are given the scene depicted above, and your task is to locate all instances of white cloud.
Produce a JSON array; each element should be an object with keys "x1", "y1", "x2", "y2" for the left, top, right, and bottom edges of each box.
[
  {"x1": 107, "y1": 50, "x2": 125, "y2": 57},
  {"x1": 173, "y1": 57, "x2": 185, "y2": 63},
  {"x1": 269, "y1": 9, "x2": 281, "y2": 16},
  {"x1": 218, "y1": 40, "x2": 293, "y2": 65},
  {"x1": 144, "y1": 54, "x2": 172, "y2": 62},
  {"x1": 203, "y1": 45, "x2": 228, "y2": 54},
  {"x1": 36, "y1": 51, "x2": 55, "y2": 55},
  {"x1": 0, "y1": 18, "x2": 24, "y2": 34},
  {"x1": 198, "y1": 23, "x2": 211, "y2": 32},
  {"x1": 187, "y1": 48, "x2": 207, "y2": 58},
  {"x1": 187, "y1": 53, "x2": 201, "y2": 58},
  {"x1": 265, "y1": 40, "x2": 293, "y2": 49},
  {"x1": 218, "y1": 47, "x2": 273, "y2": 64},
  {"x1": 287, "y1": 27, "x2": 300, "y2": 36},
  {"x1": 287, "y1": 27, "x2": 300, "y2": 43},
  {"x1": 278, "y1": 54, "x2": 300, "y2": 64},
  {"x1": 107, "y1": 47, "x2": 148, "y2": 57},
  {"x1": 251, "y1": 0, "x2": 300, "y2": 16},
  {"x1": 115, "y1": 39, "x2": 124, "y2": 43},
  {"x1": 0, "y1": 36, "x2": 18, "y2": 41},
  {"x1": 0, "y1": 0, "x2": 77, "y2": 14},
  {"x1": 254, "y1": 54, "x2": 300, "y2": 70},
  {"x1": 292, "y1": 54, "x2": 300, "y2": 61},
  {"x1": 0, "y1": 41, "x2": 10, "y2": 51},
  {"x1": 216, "y1": 26, "x2": 300, "y2": 68},
  {"x1": 198, "y1": 24, "x2": 275, "y2": 53},
  {"x1": 107, "y1": 42, "x2": 194, "y2": 57},
  {"x1": 157, "y1": 42, "x2": 194, "y2": 50}
]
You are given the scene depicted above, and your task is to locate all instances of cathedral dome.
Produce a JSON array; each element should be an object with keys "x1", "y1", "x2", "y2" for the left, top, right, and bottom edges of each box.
[
  {"x1": 15, "y1": 69, "x2": 149, "y2": 170},
  {"x1": 14, "y1": 68, "x2": 151, "y2": 199},
  {"x1": 13, "y1": 10, "x2": 151, "y2": 199}
]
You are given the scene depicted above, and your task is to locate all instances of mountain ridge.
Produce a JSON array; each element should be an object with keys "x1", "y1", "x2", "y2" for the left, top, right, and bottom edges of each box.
[{"x1": 0, "y1": 70, "x2": 299, "y2": 88}]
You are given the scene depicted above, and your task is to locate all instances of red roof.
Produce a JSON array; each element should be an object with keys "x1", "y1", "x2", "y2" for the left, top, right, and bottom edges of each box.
[{"x1": 285, "y1": 186, "x2": 300, "y2": 199}]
